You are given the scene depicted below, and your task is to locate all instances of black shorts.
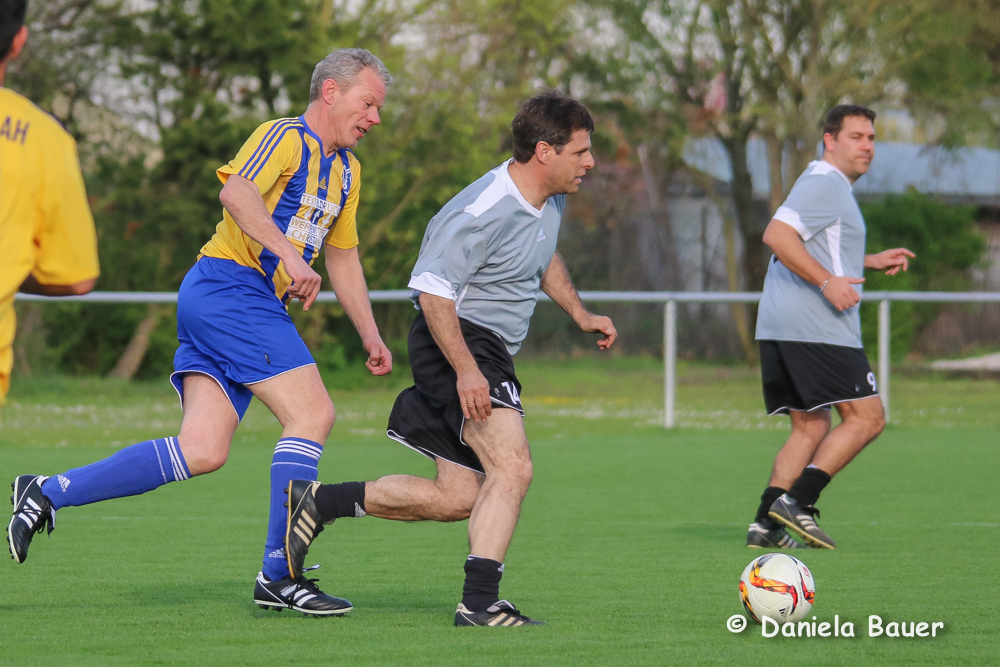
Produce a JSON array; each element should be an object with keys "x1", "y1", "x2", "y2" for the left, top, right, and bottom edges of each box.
[
  {"x1": 387, "y1": 312, "x2": 523, "y2": 474},
  {"x1": 759, "y1": 340, "x2": 879, "y2": 416}
]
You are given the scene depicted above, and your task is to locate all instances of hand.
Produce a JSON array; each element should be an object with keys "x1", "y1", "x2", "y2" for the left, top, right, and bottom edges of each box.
[
  {"x1": 865, "y1": 248, "x2": 915, "y2": 276},
  {"x1": 363, "y1": 336, "x2": 393, "y2": 376},
  {"x1": 577, "y1": 312, "x2": 617, "y2": 350},
  {"x1": 456, "y1": 366, "x2": 491, "y2": 423},
  {"x1": 285, "y1": 256, "x2": 322, "y2": 311},
  {"x1": 822, "y1": 275, "x2": 864, "y2": 312}
]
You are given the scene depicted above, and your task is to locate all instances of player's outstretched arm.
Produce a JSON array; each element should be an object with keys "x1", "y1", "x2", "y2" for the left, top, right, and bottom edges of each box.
[
  {"x1": 763, "y1": 219, "x2": 863, "y2": 313},
  {"x1": 219, "y1": 175, "x2": 322, "y2": 310},
  {"x1": 864, "y1": 248, "x2": 915, "y2": 276},
  {"x1": 19, "y1": 275, "x2": 96, "y2": 296},
  {"x1": 540, "y1": 252, "x2": 616, "y2": 349},
  {"x1": 419, "y1": 292, "x2": 492, "y2": 423},
  {"x1": 324, "y1": 246, "x2": 391, "y2": 376}
]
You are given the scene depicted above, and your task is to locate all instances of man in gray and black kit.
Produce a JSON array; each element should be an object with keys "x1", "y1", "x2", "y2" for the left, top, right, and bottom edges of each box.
[
  {"x1": 281, "y1": 91, "x2": 617, "y2": 626},
  {"x1": 747, "y1": 104, "x2": 914, "y2": 551}
]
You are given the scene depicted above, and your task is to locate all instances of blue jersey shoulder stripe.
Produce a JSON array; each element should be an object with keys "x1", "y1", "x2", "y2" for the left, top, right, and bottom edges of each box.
[
  {"x1": 238, "y1": 119, "x2": 292, "y2": 178},
  {"x1": 239, "y1": 119, "x2": 301, "y2": 179},
  {"x1": 239, "y1": 119, "x2": 298, "y2": 178},
  {"x1": 247, "y1": 123, "x2": 304, "y2": 182}
]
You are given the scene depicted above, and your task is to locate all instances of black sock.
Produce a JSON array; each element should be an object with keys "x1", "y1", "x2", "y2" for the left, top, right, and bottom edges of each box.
[
  {"x1": 787, "y1": 466, "x2": 832, "y2": 507},
  {"x1": 755, "y1": 486, "x2": 786, "y2": 529},
  {"x1": 462, "y1": 556, "x2": 504, "y2": 613},
  {"x1": 314, "y1": 481, "x2": 366, "y2": 523}
]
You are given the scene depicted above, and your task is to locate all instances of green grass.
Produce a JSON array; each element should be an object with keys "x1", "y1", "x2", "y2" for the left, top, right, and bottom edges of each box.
[{"x1": 1, "y1": 358, "x2": 998, "y2": 665}]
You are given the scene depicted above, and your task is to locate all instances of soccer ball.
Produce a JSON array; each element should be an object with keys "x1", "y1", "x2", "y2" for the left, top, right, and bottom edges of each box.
[{"x1": 738, "y1": 553, "x2": 815, "y2": 624}]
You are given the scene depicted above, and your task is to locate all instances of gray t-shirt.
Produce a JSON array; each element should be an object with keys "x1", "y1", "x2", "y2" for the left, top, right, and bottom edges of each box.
[
  {"x1": 755, "y1": 160, "x2": 867, "y2": 348},
  {"x1": 408, "y1": 159, "x2": 564, "y2": 354}
]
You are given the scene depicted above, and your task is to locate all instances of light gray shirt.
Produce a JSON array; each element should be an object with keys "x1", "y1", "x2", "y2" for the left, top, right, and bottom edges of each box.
[
  {"x1": 755, "y1": 160, "x2": 867, "y2": 348},
  {"x1": 408, "y1": 159, "x2": 564, "y2": 354}
]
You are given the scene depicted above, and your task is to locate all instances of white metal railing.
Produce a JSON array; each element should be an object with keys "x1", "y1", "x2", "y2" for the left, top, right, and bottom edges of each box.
[{"x1": 18, "y1": 290, "x2": 1000, "y2": 428}]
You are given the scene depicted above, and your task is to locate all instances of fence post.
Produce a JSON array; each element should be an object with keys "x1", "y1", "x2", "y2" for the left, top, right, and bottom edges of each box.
[
  {"x1": 665, "y1": 299, "x2": 676, "y2": 429},
  {"x1": 878, "y1": 298, "x2": 890, "y2": 423}
]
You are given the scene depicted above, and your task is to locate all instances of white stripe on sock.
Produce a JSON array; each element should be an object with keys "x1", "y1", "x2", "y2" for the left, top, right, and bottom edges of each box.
[
  {"x1": 166, "y1": 437, "x2": 187, "y2": 481},
  {"x1": 275, "y1": 440, "x2": 322, "y2": 458},
  {"x1": 274, "y1": 444, "x2": 322, "y2": 460},
  {"x1": 165, "y1": 438, "x2": 182, "y2": 481},
  {"x1": 152, "y1": 440, "x2": 169, "y2": 484},
  {"x1": 170, "y1": 437, "x2": 188, "y2": 480}
]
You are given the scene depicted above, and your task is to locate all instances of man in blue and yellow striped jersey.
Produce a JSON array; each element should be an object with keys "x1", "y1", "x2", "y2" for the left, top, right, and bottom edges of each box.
[
  {"x1": 0, "y1": 0, "x2": 99, "y2": 415},
  {"x1": 9, "y1": 46, "x2": 393, "y2": 616}
]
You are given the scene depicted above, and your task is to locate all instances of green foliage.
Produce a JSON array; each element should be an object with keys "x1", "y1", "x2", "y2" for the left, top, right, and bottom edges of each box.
[{"x1": 859, "y1": 190, "x2": 986, "y2": 360}]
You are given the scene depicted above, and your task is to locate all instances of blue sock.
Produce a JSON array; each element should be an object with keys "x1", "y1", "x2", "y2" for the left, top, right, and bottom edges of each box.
[
  {"x1": 262, "y1": 437, "x2": 323, "y2": 580},
  {"x1": 40, "y1": 437, "x2": 191, "y2": 511}
]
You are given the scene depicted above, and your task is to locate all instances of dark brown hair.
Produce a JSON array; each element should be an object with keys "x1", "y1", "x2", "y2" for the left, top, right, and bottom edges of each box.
[
  {"x1": 511, "y1": 91, "x2": 594, "y2": 163},
  {"x1": 822, "y1": 104, "x2": 876, "y2": 139},
  {"x1": 0, "y1": 0, "x2": 27, "y2": 61}
]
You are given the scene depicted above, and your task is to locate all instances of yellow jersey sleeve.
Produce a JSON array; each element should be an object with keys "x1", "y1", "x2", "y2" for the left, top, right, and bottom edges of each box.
[
  {"x1": 31, "y1": 117, "x2": 100, "y2": 286},
  {"x1": 325, "y1": 155, "x2": 361, "y2": 249},
  {"x1": 217, "y1": 119, "x2": 302, "y2": 195}
]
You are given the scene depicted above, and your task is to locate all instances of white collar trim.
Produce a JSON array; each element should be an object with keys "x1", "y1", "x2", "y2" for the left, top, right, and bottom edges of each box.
[
  {"x1": 808, "y1": 160, "x2": 853, "y2": 190},
  {"x1": 497, "y1": 159, "x2": 545, "y2": 218}
]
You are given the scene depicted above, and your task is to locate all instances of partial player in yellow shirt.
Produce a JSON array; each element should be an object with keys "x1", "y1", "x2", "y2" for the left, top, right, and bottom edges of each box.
[{"x1": 0, "y1": 0, "x2": 100, "y2": 409}]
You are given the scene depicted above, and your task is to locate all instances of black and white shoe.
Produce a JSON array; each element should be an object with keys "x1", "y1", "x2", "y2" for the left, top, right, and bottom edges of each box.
[
  {"x1": 454, "y1": 600, "x2": 544, "y2": 627},
  {"x1": 746, "y1": 522, "x2": 804, "y2": 549},
  {"x1": 253, "y1": 568, "x2": 352, "y2": 616},
  {"x1": 8, "y1": 475, "x2": 56, "y2": 563},
  {"x1": 769, "y1": 494, "x2": 836, "y2": 550},
  {"x1": 284, "y1": 480, "x2": 327, "y2": 580}
]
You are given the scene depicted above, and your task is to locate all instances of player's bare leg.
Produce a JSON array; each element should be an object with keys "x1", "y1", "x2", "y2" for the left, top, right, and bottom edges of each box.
[
  {"x1": 768, "y1": 409, "x2": 831, "y2": 488},
  {"x1": 363, "y1": 457, "x2": 483, "y2": 522},
  {"x1": 811, "y1": 396, "x2": 885, "y2": 475},
  {"x1": 246, "y1": 364, "x2": 350, "y2": 615},
  {"x1": 453, "y1": 408, "x2": 540, "y2": 625},
  {"x1": 175, "y1": 373, "x2": 240, "y2": 475},
  {"x1": 749, "y1": 409, "x2": 829, "y2": 549},
  {"x1": 247, "y1": 364, "x2": 336, "y2": 443},
  {"x1": 462, "y1": 408, "x2": 533, "y2": 562},
  {"x1": 770, "y1": 396, "x2": 884, "y2": 549}
]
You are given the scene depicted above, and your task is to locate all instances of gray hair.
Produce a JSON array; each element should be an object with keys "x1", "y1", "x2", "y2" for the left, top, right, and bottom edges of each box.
[{"x1": 309, "y1": 48, "x2": 392, "y2": 102}]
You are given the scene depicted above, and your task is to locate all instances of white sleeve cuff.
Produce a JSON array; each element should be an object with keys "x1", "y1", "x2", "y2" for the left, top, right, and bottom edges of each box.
[
  {"x1": 407, "y1": 272, "x2": 456, "y2": 300},
  {"x1": 773, "y1": 206, "x2": 812, "y2": 241}
]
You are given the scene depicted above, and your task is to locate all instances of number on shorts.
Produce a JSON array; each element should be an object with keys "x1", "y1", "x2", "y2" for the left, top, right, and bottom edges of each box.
[
  {"x1": 501, "y1": 381, "x2": 521, "y2": 406},
  {"x1": 867, "y1": 372, "x2": 877, "y2": 392}
]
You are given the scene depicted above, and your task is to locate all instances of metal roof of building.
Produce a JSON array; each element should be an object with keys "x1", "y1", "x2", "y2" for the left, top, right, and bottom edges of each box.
[{"x1": 683, "y1": 138, "x2": 1000, "y2": 204}]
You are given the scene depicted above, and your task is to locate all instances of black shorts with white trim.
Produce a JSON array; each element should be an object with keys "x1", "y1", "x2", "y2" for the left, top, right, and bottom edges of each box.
[
  {"x1": 387, "y1": 311, "x2": 523, "y2": 474},
  {"x1": 759, "y1": 339, "x2": 879, "y2": 415}
]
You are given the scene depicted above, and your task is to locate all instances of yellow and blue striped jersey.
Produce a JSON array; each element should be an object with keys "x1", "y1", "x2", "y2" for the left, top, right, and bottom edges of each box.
[
  {"x1": 202, "y1": 116, "x2": 362, "y2": 301},
  {"x1": 0, "y1": 88, "x2": 100, "y2": 403}
]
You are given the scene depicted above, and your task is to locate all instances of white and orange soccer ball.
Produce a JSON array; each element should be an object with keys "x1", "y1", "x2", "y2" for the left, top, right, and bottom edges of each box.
[{"x1": 739, "y1": 553, "x2": 816, "y2": 624}]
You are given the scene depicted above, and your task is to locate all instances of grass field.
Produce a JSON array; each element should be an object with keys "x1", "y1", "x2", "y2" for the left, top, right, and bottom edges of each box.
[{"x1": 1, "y1": 358, "x2": 998, "y2": 665}]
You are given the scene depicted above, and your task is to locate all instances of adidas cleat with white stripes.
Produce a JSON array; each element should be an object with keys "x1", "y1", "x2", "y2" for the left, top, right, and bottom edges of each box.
[
  {"x1": 454, "y1": 600, "x2": 544, "y2": 627},
  {"x1": 769, "y1": 494, "x2": 836, "y2": 550},
  {"x1": 284, "y1": 479, "x2": 327, "y2": 580},
  {"x1": 746, "y1": 522, "x2": 804, "y2": 549},
  {"x1": 253, "y1": 569, "x2": 352, "y2": 616},
  {"x1": 8, "y1": 475, "x2": 56, "y2": 564}
]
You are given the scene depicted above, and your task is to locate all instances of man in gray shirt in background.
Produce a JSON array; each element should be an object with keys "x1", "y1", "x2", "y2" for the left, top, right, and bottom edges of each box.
[
  {"x1": 281, "y1": 91, "x2": 617, "y2": 626},
  {"x1": 748, "y1": 105, "x2": 914, "y2": 551}
]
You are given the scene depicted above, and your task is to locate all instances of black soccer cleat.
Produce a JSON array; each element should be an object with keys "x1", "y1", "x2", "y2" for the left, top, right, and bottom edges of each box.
[
  {"x1": 284, "y1": 480, "x2": 328, "y2": 580},
  {"x1": 769, "y1": 494, "x2": 836, "y2": 550},
  {"x1": 746, "y1": 522, "x2": 804, "y2": 549},
  {"x1": 454, "y1": 600, "x2": 544, "y2": 627},
  {"x1": 253, "y1": 568, "x2": 352, "y2": 616},
  {"x1": 7, "y1": 475, "x2": 56, "y2": 563}
]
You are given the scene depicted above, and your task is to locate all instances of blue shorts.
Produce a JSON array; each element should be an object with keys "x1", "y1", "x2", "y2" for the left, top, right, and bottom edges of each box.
[{"x1": 171, "y1": 257, "x2": 315, "y2": 420}]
